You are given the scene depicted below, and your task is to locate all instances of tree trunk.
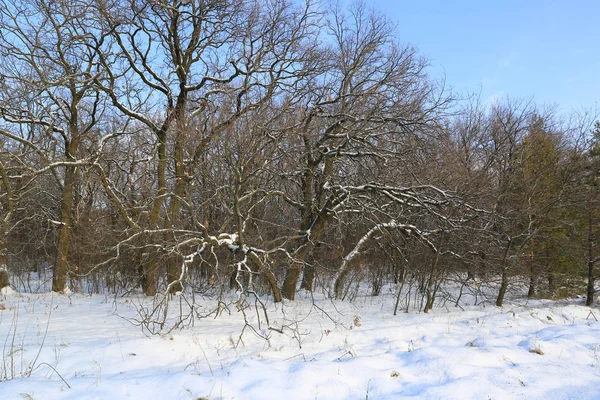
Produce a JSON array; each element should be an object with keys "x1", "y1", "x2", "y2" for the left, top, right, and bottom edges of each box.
[
  {"x1": 496, "y1": 267, "x2": 509, "y2": 307},
  {"x1": 496, "y1": 238, "x2": 512, "y2": 307},
  {"x1": 283, "y1": 240, "x2": 317, "y2": 300},
  {"x1": 586, "y1": 198, "x2": 595, "y2": 306},
  {"x1": 52, "y1": 164, "x2": 76, "y2": 293},
  {"x1": 0, "y1": 269, "x2": 8, "y2": 289},
  {"x1": 282, "y1": 262, "x2": 303, "y2": 300},
  {"x1": 165, "y1": 249, "x2": 183, "y2": 294},
  {"x1": 393, "y1": 275, "x2": 405, "y2": 316},
  {"x1": 142, "y1": 129, "x2": 168, "y2": 296},
  {"x1": 53, "y1": 97, "x2": 81, "y2": 293},
  {"x1": 141, "y1": 250, "x2": 158, "y2": 296},
  {"x1": 547, "y1": 271, "x2": 555, "y2": 295},
  {"x1": 424, "y1": 250, "x2": 440, "y2": 313},
  {"x1": 164, "y1": 210, "x2": 183, "y2": 294},
  {"x1": 0, "y1": 160, "x2": 13, "y2": 284},
  {"x1": 527, "y1": 273, "x2": 536, "y2": 298},
  {"x1": 299, "y1": 251, "x2": 315, "y2": 291},
  {"x1": 527, "y1": 237, "x2": 535, "y2": 298},
  {"x1": 248, "y1": 252, "x2": 282, "y2": 302},
  {"x1": 164, "y1": 102, "x2": 188, "y2": 294},
  {"x1": 0, "y1": 232, "x2": 8, "y2": 288},
  {"x1": 288, "y1": 157, "x2": 315, "y2": 299},
  {"x1": 283, "y1": 203, "x2": 327, "y2": 300},
  {"x1": 300, "y1": 157, "x2": 333, "y2": 293},
  {"x1": 587, "y1": 251, "x2": 595, "y2": 306},
  {"x1": 0, "y1": 230, "x2": 6, "y2": 268}
]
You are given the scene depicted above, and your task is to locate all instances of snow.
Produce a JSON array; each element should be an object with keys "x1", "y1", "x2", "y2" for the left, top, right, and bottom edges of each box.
[
  {"x1": 1, "y1": 289, "x2": 600, "y2": 399},
  {"x1": 0, "y1": 285, "x2": 15, "y2": 296}
]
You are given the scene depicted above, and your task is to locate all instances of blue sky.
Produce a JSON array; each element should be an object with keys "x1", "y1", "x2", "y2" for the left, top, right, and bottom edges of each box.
[{"x1": 366, "y1": 0, "x2": 599, "y2": 112}]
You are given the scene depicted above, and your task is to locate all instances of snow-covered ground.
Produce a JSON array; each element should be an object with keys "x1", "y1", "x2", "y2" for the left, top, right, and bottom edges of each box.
[{"x1": 1, "y1": 285, "x2": 600, "y2": 399}]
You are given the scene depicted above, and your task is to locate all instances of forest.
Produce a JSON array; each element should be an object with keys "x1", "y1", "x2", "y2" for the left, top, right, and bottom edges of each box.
[{"x1": 0, "y1": 0, "x2": 599, "y2": 314}]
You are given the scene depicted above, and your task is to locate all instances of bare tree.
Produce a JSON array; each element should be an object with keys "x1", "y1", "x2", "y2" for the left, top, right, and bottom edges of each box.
[
  {"x1": 91, "y1": 0, "x2": 321, "y2": 297},
  {"x1": 270, "y1": 3, "x2": 454, "y2": 299},
  {"x1": 0, "y1": 0, "x2": 110, "y2": 292}
]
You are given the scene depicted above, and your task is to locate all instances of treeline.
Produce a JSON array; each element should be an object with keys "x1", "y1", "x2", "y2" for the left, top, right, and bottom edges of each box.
[{"x1": 0, "y1": 0, "x2": 598, "y2": 309}]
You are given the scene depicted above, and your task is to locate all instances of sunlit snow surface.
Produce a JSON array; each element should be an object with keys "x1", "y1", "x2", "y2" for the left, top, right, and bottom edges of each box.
[{"x1": 1, "y1": 287, "x2": 600, "y2": 399}]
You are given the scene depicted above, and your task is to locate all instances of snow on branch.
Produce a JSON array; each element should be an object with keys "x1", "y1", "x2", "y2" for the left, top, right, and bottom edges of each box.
[{"x1": 332, "y1": 220, "x2": 436, "y2": 298}]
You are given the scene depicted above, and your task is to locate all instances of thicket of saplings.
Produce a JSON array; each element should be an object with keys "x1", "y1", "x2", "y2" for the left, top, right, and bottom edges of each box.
[{"x1": 0, "y1": 0, "x2": 598, "y2": 330}]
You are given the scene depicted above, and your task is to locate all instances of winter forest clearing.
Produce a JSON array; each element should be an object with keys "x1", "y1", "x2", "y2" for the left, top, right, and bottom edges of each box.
[
  {"x1": 1, "y1": 282, "x2": 600, "y2": 399},
  {"x1": 0, "y1": 0, "x2": 600, "y2": 398}
]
